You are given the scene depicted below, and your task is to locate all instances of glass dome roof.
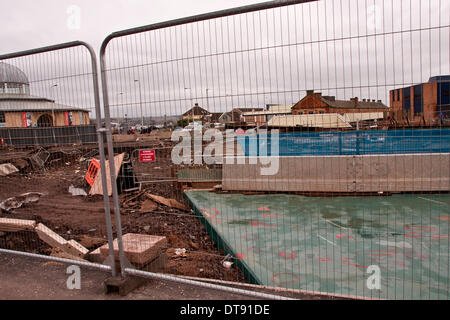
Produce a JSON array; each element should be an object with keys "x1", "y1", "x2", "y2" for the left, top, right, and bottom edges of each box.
[{"x1": 0, "y1": 62, "x2": 29, "y2": 85}]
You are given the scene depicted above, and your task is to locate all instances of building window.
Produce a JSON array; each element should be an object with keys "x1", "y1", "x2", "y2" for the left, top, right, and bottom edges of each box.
[
  {"x1": 397, "y1": 89, "x2": 401, "y2": 101},
  {"x1": 79, "y1": 112, "x2": 83, "y2": 125},
  {"x1": 308, "y1": 111, "x2": 314, "y2": 114},
  {"x1": 0, "y1": 111, "x2": 5, "y2": 127},
  {"x1": 319, "y1": 111, "x2": 325, "y2": 114},
  {"x1": 298, "y1": 111, "x2": 303, "y2": 115},
  {"x1": 438, "y1": 82, "x2": 450, "y2": 106},
  {"x1": 413, "y1": 85, "x2": 423, "y2": 116},
  {"x1": 403, "y1": 87, "x2": 411, "y2": 112}
]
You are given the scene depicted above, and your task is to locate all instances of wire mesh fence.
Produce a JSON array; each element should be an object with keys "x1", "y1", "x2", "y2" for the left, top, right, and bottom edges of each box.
[
  {"x1": 0, "y1": 0, "x2": 449, "y2": 300},
  {"x1": 0, "y1": 43, "x2": 116, "y2": 275},
  {"x1": 98, "y1": 0, "x2": 450, "y2": 300}
]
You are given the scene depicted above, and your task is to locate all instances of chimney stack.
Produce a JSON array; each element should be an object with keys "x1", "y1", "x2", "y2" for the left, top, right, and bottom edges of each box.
[{"x1": 306, "y1": 90, "x2": 314, "y2": 96}]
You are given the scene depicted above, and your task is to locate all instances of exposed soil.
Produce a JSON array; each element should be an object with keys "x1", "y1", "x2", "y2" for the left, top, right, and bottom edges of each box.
[{"x1": 0, "y1": 150, "x2": 246, "y2": 283}]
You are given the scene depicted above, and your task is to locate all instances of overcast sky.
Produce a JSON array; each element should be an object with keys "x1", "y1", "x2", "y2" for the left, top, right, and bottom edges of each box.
[
  {"x1": 0, "y1": 0, "x2": 262, "y2": 54},
  {"x1": 1, "y1": 0, "x2": 449, "y2": 119}
]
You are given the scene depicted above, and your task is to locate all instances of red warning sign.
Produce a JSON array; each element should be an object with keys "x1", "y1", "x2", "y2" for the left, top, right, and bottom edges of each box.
[{"x1": 138, "y1": 149, "x2": 155, "y2": 162}]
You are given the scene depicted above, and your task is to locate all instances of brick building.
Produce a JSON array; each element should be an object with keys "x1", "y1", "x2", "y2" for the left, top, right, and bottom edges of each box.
[
  {"x1": 389, "y1": 76, "x2": 450, "y2": 125},
  {"x1": 291, "y1": 90, "x2": 388, "y2": 116}
]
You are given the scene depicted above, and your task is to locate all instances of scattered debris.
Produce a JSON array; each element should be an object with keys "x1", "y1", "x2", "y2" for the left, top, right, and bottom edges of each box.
[
  {"x1": 140, "y1": 199, "x2": 158, "y2": 212},
  {"x1": 223, "y1": 261, "x2": 233, "y2": 269},
  {"x1": 175, "y1": 248, "x2": 187, "y2": 256},
  {"x1": 35, "y1": 222, "x2": 88, "y2": 258},
  {"x1": 0, "y1": 192, "x2": 44, "y2": 213},
  {"x1": 99, "y1": 233, "x2": 167, "y2": 265},
  {"x1": 122, "y1": 190, "x2": 146, "y2": 208},
  {"x1": 0, "y1": 163, "x2": 19, "y2": 176},
  {"x1": 189, "y1": 241, "x2": 199, "y2": 250},
  {"x1": 166, "y1": 247, "x2": 187, "y2": 259},
  {"x1": 77, "y1": 235, "x2": 106, "y2": 249},
  {"x1": 35, "y1": 223, "x2": 69, "y2": 250},
  {"x1": 68, "y1": 185, "x2": 87, "y2": 196},
  {"x1": 9, "y1": 158, "x2": 28, "y2": 171},
  {"x1": 29, "y1": 148, "x2": 50, "y2": 170},
  {"x1": 0, "y1": 218, "x2": 36, "y2": 232},
  {"x1": 146, "y1": 193, "x2": 188, "y2": 211},
  {"x1": 89, "y1": 153, "x2": 125, "y2": 196}
]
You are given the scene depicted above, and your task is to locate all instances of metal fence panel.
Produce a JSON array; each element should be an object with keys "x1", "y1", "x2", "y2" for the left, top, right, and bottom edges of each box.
[
  {"x1": 0, "y1": 42, "x2": 117, "y2": 276},
  {"x1": 97, "y1": 0, "x2": 450, "y2": 300}
]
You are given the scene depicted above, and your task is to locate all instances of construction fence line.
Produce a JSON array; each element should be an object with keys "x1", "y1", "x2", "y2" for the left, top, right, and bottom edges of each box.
[
  {"x1": 97, "y1": 0, "x2": 450, "y2": 300},
  {"x1": 1, "y1": 0, "x2": 450, "y2": 300}
]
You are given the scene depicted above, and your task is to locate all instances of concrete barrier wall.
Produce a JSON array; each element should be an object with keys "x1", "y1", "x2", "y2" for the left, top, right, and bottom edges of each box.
[{"x1": 222, "y1": 153, "x2": 450, "y2": 193}]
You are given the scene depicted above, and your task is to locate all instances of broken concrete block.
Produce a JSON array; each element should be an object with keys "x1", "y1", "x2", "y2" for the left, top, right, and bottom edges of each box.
[
  {"x1": 0, "y1": 218, "x2": 36, "y2": 232},
  {"x1": 99, "y1": 233, "x2": 167, "y2": 265},
  {"x1": 77, "y1": 235, "x2": 106, "y2": 249},
  {"x1": 64, "y1": 239, "x2": 89, "y2": 258},
  {"x1": 88, "y1": 247, "x2": 107, "y2": 263},
  {"x1": 0, "y1": 163, "x2": 19, "y2": 176},
  {"x1": 35, "y1": 223, "x2": 67, "y2": 249},
  {"x1": 50, "y1": 247, "x2": 87, "y2": 262},
  {"x1": 0, "y1": 192, "x2": 44, "y2": 213}
]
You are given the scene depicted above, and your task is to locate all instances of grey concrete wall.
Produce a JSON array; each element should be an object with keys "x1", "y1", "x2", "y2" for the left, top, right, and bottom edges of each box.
[{"x1": 222, "y1": 154, "x2": 450, "y2": 193}]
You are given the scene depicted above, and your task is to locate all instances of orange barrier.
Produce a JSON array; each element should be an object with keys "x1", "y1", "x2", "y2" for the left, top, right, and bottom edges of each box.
[{"x1": 85, "y1": 158, "x2": 100, "y2": 186}]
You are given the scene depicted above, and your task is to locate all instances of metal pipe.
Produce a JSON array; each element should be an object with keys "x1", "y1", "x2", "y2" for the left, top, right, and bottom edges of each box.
[
  {"x1": 0, "y1": 248, "x2": 112, "y2": 272},
  {"x1": 124, "y1": 268, "x2": 296, "y2": 300},
  {"x1": 99, "y1": 46, "x2": 129, "y2": 279}
]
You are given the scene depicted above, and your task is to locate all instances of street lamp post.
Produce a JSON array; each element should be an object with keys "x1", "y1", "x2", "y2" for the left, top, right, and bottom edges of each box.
[
  {"x1": 206, "y1": 88, "x2": 210, "y2": 110},
  {"x1": 184, "y1": 87, "x2": 194, "y2": 123},
  {"x1": 50, "y1": 84, "x2": 58, "y2": 126},
  {"x1": 134, "y1": 80, "x2": 143, "y2": 126}
]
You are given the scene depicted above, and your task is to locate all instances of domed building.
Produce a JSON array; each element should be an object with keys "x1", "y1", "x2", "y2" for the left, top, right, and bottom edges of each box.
[{"x1": 0, "y1": 62, "x2": 90, "y2": 128}]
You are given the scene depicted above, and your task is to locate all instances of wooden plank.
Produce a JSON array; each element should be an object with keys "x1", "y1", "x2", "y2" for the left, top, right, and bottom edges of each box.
[
  {"x1": 89, "y1": 153, "x2": 125, "y2": 196},
  {"x1": 145, "y1": 193, "x2": 188, "y2": 211},
  {"x1": 0, "y1": 218, "x2": 36, "y2": 232}
]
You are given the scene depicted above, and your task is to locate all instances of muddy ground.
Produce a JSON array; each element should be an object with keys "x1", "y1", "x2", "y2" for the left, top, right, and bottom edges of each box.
[
  {"x1": 0, "y1": 138, "x2": 347, "y2": 300},
  {"x1": 0, "y1": 147, "x2": 246, "y2": 284}
]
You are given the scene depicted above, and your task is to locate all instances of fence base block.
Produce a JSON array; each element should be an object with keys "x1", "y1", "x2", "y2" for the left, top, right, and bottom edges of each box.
[{"x1": 103, "y1": 275, "x2": 147, "y2": 296}]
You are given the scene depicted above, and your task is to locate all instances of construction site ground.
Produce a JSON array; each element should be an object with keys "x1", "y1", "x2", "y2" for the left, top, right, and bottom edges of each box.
[{"x1": 0, "y1": 134, "x2": 345, "y2": 300}]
